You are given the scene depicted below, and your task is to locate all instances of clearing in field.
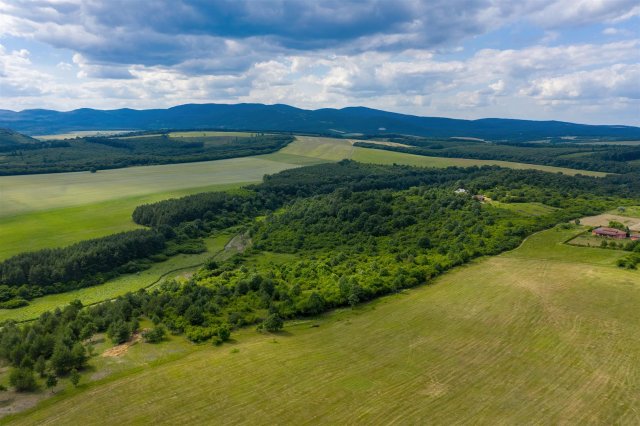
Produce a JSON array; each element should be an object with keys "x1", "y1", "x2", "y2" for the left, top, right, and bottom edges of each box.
[
  {"x1": 5, "y1": 227, "x2": 639, "y2": 425},
  {"x1": 487, "y1": 201, "x2": 558, "y2": 216}
]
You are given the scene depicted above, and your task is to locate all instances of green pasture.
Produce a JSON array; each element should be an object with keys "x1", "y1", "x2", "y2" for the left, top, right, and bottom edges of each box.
[
  {"x1": 0, "y1": 234, "x2": 230, "y2": 323},
  {"x1": 5, "y1": 227, "x2": 639, "y2": 424}
]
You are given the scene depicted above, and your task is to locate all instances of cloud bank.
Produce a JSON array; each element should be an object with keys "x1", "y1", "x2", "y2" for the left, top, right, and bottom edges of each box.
[{"x1": 0, "y1": 0, "x2": 638, "y2": 125}]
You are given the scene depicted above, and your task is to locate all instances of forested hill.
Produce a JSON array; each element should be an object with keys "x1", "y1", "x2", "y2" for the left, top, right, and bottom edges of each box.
[
  {"x1": 1, "y1": 104, "x2": 639, "y2": 141},
  {"x1": 0, "y1": 128, "x2": 39, "y2": 148}
]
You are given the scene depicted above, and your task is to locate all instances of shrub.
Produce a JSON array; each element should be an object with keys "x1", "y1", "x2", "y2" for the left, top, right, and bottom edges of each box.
[
  {"x1": 9, "y1": 368, "x2": 37, "y2": 392},
  {"x1": 142, "y1": 325, "x2": 166, "y2": 343}
]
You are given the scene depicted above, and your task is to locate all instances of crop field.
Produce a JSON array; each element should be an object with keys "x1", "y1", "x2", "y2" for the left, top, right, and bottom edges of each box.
[
  {"x1": 34, "y1": 130, "x2": 132, "y2": 140},
  {"x1": 0, "y1": 234, "x2": 231, "y2": 323},
  {"x1": 268, "y1": 135, "x2": 355, "y2": 161},
  {"x1": 5, "y1": 226, "x2": 639, "y2": 425},
  {"x1": 0, "y1": 156, "x2": 304, "y2": 218},
  {"x1": 0, "y1": 183, "x2": 249, "y2": 261},
  {"x1": 168, "y1": 131, "x2": 256, "y2": 138},
  {"x1": 351, "y1": 146, "x2": 608, "y2": 176},
  {"x1": 574, "y1": 140, "x2": 640, "y2": 145}
]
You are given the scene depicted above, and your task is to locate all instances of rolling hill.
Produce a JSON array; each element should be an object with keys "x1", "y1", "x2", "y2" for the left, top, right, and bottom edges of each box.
[{"x1": 1, "y1": 104, "x2": 639, "y2": 140}]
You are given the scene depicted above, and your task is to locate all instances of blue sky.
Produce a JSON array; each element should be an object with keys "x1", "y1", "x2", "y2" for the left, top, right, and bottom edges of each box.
[{"x1": 0, "y1": 0, "x2": 638, "y2": 125}]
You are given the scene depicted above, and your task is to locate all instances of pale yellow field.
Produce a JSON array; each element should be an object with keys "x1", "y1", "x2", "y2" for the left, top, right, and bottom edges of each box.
[
  {"x1": 580, "y1": 213, "x2": 640, "y2": 231},
  {"x1": 34, "y1": 130, "x2": 132, "y2": 140}
]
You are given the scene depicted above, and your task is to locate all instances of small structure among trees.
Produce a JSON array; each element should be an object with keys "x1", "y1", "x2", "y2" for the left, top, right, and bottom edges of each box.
[{"x1": 592, "y1": 227, "x2": 628, "y2": 239}]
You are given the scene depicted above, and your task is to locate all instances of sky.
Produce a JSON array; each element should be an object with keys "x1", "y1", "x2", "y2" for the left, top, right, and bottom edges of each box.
[{"x1": 0, "y1": 0, "x2": 639, "y2": 125}]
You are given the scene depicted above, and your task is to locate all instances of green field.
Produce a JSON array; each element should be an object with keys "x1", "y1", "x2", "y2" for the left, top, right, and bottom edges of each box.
[
  {"x1": 488, "y1": 201, "x2": 558, "y2": 216},
  {"x1": 0, "y1": 234, "x2": 231, "y2": 323},
  {"x1": 0, "y1": 136, "x2": 350, "y2": 259},
  {"x1": 613, "y1": 205, "x2": 640, "y2": 218},
  {"x1": 5, "y1": 226, "x2": 638, "y2": 424},
  {"x1": 351, "y1": 146, "x2": 608, "y2": 176},
  {"x1": 168, "y1": 131, "x2": 257, "y2": 138},
  {"x1": 0, "y1": 156, "x2": 303, "y2": 218},
  {"x1": 268, "y1": 135, "x2": 355, "y2": 161},
  {"x1": 0, "y1": 183, "x2": 250, "y2": 261}
]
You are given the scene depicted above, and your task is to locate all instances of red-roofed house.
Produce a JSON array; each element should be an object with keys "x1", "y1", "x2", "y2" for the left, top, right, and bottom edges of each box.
[{"x1": 592, "y1": 227, "x2": 628, "y2": 239}]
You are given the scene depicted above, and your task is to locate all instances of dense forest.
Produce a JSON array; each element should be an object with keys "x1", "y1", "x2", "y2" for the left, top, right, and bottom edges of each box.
[
  {"x1": 2, "y1": 161, "x2": 640, "y2": 392},
  {"x1": 0, "y1": 133, "x2": 293, "y2": 175},
  {"x1": 355, "y1": 139, "x2": 640, "y2": 174},
  {"x1": 4, "y1": 161, "x2": 640, "y2": 306}
]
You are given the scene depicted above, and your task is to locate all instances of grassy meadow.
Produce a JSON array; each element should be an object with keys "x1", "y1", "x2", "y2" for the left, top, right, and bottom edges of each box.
[{"x1": 4, "y1": 226, "x2": 639, "y2": 425}]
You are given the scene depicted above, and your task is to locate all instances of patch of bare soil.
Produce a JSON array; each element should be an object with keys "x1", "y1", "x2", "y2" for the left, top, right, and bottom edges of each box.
[
  {"x1": 225, "y1": 232, "x2": 252, "y2": 253},
  {"x1": 101, "y1": 332, "x2": 142, "y2": 358},
  {"x1": 580, "y1": 214, "x2": 640, "y2": 231},
  {"x1": 0, "y1": 391, "x2": 46, "y2": 418}
]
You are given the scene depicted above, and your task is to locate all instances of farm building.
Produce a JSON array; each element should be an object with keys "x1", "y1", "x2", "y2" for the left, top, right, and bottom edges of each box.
[
  {"x1": 454, "y1": 188, "x2": 468, "y2": 194},
  {"x1": 592, "y1": 227, "x2": 627, "y2": 239},
  {"x1": 473, "y1": 194, "x2": 486, "y2": 201},
  {"x1": 631, "y1": 234, "x2": 640, "y2": 241}
]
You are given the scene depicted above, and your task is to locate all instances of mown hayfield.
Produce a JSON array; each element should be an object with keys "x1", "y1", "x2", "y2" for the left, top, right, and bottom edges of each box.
[
  {"x1": 0, "y1": 234, "x2": 231, "y2": 323},
  {"x1": 274, "y1": 135, "x2": 355, "y2": 161},
  {"x1": 5, "y1": 227, "x2": 639, "y2": 425},
  {"x1": 351, "y1": 146, "x2": 609, "y2": 177}
]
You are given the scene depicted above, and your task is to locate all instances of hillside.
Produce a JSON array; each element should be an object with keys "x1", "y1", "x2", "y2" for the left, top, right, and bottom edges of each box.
[
  {"x1": 1, "y1": 104, "x2": 639, "y2": 141},
  {"x1": 0, "y1": 128, "x2": 39, "y2": 149},
  {"x1": 4, "y1": 227, "x2": 639, "y2": 425}
]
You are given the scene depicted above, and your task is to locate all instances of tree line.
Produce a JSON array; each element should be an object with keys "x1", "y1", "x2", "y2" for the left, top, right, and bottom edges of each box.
[
  {"x1": 2, "y1": 160, "x2": 640, "y2": 392},
  {"x1": 0, "y1": 134, "x2": 293, "y2": 175}
]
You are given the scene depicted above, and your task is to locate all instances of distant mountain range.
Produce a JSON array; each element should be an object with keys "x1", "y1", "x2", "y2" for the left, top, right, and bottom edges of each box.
[{"x1": 1, "y1": 103, "x2": 639, "y2": 140}]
